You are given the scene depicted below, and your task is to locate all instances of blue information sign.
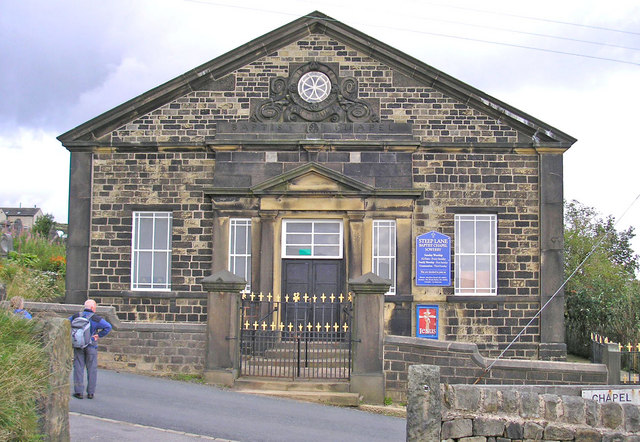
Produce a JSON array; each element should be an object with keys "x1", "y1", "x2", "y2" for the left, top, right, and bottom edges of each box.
[{"x1": 416, "y1": 231, "x2": 451, "y2": 286}]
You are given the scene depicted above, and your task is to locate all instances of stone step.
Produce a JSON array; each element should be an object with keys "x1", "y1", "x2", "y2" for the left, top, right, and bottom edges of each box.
[
  {"x1": 235, "y1": 377, "x2": 351, "y2": 392},
  {"x1": 234, "y1": 377, "x2": 359, "y2": 406},
  {"x1": 234, "y1": 389, "x2": 360, "y2": 407}
]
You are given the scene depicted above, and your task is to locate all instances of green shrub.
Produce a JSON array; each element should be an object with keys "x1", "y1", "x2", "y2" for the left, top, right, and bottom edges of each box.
[
  {"x1": 0, "y1": 310, "x2": 49, "y2": 441},
  {"x1": 0, "y1": 234, "x2": 66, "y2": 302},
  {"x1": 0, "y1": 262, "x2": 64, "y2": 303}
]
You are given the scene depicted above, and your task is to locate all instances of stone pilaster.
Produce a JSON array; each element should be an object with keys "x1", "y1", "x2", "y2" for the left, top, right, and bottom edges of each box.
[
  {"x1": 539, "y1": 152, "x2": 566, "y2": 360},
  {"x1": 65, "y1": 152, "x2": 92, "y2": 305}
]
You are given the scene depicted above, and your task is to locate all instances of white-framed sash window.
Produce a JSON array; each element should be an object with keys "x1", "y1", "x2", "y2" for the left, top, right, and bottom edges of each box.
[
  {"x1": 372, "y1": 220, "x2": 396, "y2": 295},
  {"x1": 282, "y1": 219, "x2": 343, "y2": 259},
  {"x1": 229, "y1": 218, "x2": 252, "y2": 291},
  {"x1": 131, "y1": 211, "x2": 172, "y2": 291},
  {"x1": 454, "y1": 214, "x2": 497, "y2": 295}
]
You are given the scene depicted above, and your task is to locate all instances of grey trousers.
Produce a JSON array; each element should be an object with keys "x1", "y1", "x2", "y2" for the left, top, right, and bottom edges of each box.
[{"x1": 73, "y1": 346, "x2": 98, "y2": 395}]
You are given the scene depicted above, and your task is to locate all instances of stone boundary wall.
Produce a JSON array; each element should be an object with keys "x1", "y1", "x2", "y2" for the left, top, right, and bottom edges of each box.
[
  {"x1": 24, "y1": 302, "x2": 206, "y2": 375},
  {"x1": 386, "y1": 336, "x2": 608, "y2": 403},
  {"x1": 37, "y1": 316, "x2": 72, "y2": 441},
  {"x1": 408, "y1": 365, "x2": 640, "y2": 442}
]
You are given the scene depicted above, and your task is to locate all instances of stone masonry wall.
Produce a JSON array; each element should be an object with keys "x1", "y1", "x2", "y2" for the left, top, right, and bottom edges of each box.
[
  {"x1": 438, "y1": 384, "x2": 640, "y2": 441},
  {"x1": 24, "y1": 302, "x2": 206, "y2": 376},
  {"x1": 413, "y1": 152, "x2": 541, "y2": 358},
  {"x1": 106, "y1": 35, "x2": 519, "y2": 145},
  {"x1": 98, "y1": 323, "x2": 206, "y2": 375},
  {"x1": 407, "y1": 365, "x2": 640, "y2": 442},
  {"x1": 385, "y1": 336, "x2": 607, "y2": 403},
  {"x1": 90, "y1": 152, "x2": 214, "y2": 322}
]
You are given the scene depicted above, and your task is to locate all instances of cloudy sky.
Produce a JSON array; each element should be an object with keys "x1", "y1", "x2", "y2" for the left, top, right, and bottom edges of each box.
[{"x1": 1, "y1": 0, "x2": 639, "y2": 252}]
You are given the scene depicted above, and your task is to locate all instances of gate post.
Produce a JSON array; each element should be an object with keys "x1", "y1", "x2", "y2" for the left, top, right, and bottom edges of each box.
[
  {"x1": 201, "y1": 270, "x2": 247, "y2": 387},
  {"x1": 349, "y1": 272, "x2": 391, "y2": 404}
]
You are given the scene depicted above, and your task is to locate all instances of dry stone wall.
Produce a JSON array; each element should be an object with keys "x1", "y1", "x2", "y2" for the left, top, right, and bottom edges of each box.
[{"x1": 407, "y1": 365, "x2": 640, "y2": 442}]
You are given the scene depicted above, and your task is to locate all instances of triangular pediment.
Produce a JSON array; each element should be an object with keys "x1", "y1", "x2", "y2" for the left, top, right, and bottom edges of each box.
[
  {"x1": 251, "y1": 162, "x2": 375, "y2": 195},
  {"x1": 58, "y1": 11, "x2": 576, "y2": 150}
]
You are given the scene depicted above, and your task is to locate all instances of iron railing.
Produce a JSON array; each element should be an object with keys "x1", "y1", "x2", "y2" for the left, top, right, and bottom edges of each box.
[
  {"x1": 239, "y1": 292, "x2": 352, "y2": 380},
  {"x1": 591, "y1": 333, "x2": 640, "y2": 385}
]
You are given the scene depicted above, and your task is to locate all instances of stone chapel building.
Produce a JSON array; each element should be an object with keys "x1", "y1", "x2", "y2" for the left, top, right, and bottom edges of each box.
[{"x1": 58, "y1": 12, "x2": 575, "y2": 361}]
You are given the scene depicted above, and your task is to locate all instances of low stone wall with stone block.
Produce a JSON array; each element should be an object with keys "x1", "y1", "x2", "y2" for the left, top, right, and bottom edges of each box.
[
  {"x1": 385, "y1": 336, "x2": 608, "y2": 403},
  {"x1": 407, "y1": 365, "x2": 640, "y2": 442},
  {"x1": 37, "y1": 317, "x2": 72, "y2": 441},
  {"x1": 24, "y1": 302, "x2": 206, "y2": 376},
  {"x1": 99, "y1": 323, "x2": 206, "y2": 374}
]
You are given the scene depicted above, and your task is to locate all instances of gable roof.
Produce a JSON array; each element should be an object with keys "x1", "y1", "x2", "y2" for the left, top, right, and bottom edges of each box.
[
  {"x1": 1, "y1": 207, "x2": 42, "y2": 217},
  {"x1": 58, "y1": 11, "x2": 576, "y2": 149}
]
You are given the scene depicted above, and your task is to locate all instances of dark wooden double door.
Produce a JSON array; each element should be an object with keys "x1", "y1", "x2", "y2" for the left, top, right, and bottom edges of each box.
[{"x1": 281, "y1": 259, "x2": 345, "y2": 331}]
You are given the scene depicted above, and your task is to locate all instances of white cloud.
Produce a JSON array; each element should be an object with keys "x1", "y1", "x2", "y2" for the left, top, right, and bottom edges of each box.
[{"x1": 0, "y1": 129, "x2": 69, "y2": 223}]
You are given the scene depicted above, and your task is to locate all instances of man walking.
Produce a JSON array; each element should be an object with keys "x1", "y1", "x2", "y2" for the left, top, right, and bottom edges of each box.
[{"x1": 69, "y1": 299, "x2": 112, "y2": 399}]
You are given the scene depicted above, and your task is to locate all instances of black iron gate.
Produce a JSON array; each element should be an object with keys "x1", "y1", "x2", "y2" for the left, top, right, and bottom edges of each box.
[{"x1": 239, "y1": 292, "x2": 352, "y2": 380}]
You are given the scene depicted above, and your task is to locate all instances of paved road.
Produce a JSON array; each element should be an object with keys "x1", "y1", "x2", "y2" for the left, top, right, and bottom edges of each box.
[{"x1": 70, "y1": 370, "x2": 405, "y2": 441}]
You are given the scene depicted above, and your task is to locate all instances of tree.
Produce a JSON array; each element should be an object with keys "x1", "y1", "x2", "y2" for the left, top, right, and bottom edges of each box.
[
  {"x1": 564, "y1": 200, "x2": 640, "y2": 357},
  {"x1": 32, "y1": 214, "x2": 55, "y2": 239}
]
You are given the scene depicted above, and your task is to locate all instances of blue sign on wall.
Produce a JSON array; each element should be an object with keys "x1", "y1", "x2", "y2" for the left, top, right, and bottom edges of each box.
[
  {"x1": 416, "y1": 231, "x2": 451, "y2": 286},
  {"x1": 416, "y1": 305, "x2": 439, "y2": 339}
]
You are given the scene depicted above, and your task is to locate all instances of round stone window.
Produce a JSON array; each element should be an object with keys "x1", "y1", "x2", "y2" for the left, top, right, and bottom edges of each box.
[{"x1": 297, "y1": 71, "x2": 331, "y2": 103}]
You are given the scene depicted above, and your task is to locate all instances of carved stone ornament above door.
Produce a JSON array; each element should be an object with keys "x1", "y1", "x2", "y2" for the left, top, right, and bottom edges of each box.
[{"x1": 252, "y1": 62, "x2": 378, "y2": 123}]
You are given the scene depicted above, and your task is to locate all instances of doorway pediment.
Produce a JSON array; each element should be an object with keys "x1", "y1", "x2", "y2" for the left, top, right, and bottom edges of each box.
[{"x1": 251, "y1": 162, "x2": 375, "y2": 196}]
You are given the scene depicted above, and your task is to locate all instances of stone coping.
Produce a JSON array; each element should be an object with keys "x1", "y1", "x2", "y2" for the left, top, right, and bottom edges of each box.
[
  {"x1": 13, "y1": 301, "x2": 206, "y2": 333},
  {"x1": 385, "y1": 335, "x2": 607, "y2": 375}
]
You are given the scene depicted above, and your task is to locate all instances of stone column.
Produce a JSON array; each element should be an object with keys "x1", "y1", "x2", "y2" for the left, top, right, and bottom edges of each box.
[
  {"x1": 259, "y1": 211, "x2": 276, "y2": 295},
  {"x1": 407, "y1": 365, "x2": 441, "y2": 442},
  {"x1": 539, "y1": 152, "x2": 567, "y2": 360},
  {"x1": 348, "y1": 272, "x2": 390, "y2": 404},
  {"x1": 347, "y1": 212, "x2": 365, "y2": 280},
  {"x1": 201, "y1": 270, "x2": 246, "y2": 387}
]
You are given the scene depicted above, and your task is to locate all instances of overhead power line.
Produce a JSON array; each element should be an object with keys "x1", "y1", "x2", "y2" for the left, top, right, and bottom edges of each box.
[
  {"x1": 420, "y1": 0, "x2": 640, "y2": 36},
  {"x1": 474, "y1": 190, "x2": 640, "y2": 384},
  {"x1": 184, "y1": 0, "x2": 640, "y2": 67}
]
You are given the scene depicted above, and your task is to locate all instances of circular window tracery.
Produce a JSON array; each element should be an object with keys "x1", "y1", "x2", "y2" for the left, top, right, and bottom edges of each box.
[{"x1": 297, "y1": 71, "x2": 331, "y2": 103}]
